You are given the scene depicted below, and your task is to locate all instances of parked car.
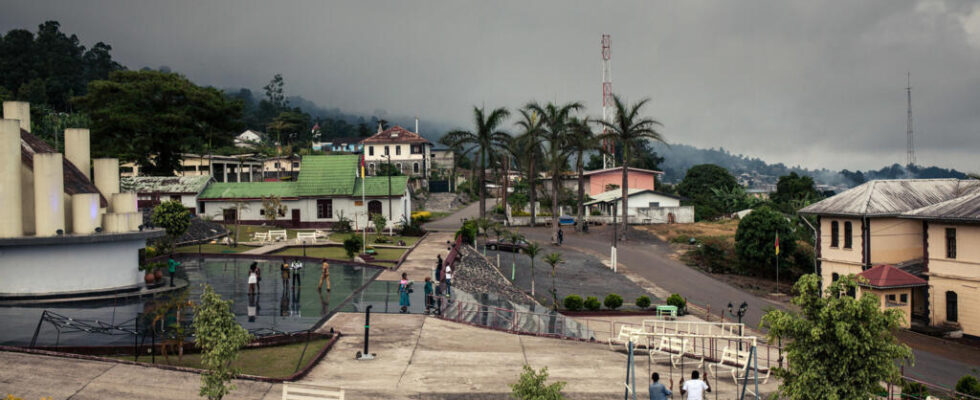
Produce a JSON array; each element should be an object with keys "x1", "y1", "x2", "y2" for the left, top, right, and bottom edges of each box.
[{"x1": 486, "y1": 238, "x2": 529, "y2": 252}]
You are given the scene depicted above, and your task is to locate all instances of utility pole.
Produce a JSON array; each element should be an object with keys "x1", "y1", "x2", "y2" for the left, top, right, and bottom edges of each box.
[{"x1": 611, "y1": 202, "x2": 618, "y2": 272}]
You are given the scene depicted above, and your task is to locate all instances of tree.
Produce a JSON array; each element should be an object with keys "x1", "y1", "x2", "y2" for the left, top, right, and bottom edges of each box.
[
  {"x1": 193, "y1": 285, "x2": 253, "y2": 400},
  {"x1": 771, "y1": 172, "x2": 821, "y2": 212},
  {"x1": 151, "y1": 200, "x2": 191, "y2": 255},
  {"x1": 343, "y1": 235, "x2": 364, "y2": 259},
  {"x1": 262, "y1": 73, "x2": 287, "y2": 111},
  {"x1": 375, "y1": 162, "x2": 403, "y2": 176},
  {"x1": 75, "y1": 70, "x2": 243, "y2": 175},
  {"x1": 513, "y1": 108, "x2": 546, "y2": 225},
  {"x1": 510, "y1": 365, "x2": 566, "y2": 400},
  {"x1": 475, "y1": 217, "x2": 494, "y2": 252},
  {"x1": 526, "y1": 101, "x2": 583, "y2": 243},
  {"x1": 567, "y1": 117, "x2": 601, "y2": 231},
  {"x1": 444, "y1": 106, "x2": 511, "y2": 218},
  {"x1": 508, "y1": 231, "x2": 526, "y2": 279},
  {"x1": 372, "y1": 213, "x2": 387, "y2": 235},
  {"x1": 734, "y1": 206, "x2": 796, "y2": 277},
  {"x1": 710, "y1": 185, "x2": 761, "y2": 213},
  {"x1": 676, "y1": 164, "x2": 738, "y2": 221},
  {"x1": 229, "y1": 200, "x2": 249, "y2": 247},
  {"x1": 523, "y1": 241, "x2": 542, "y2": 297},
  {"x1": 544, "y1": 252, "x2": 563, "y2": 310},
  {"x1": 438, "y1": 132, "x2": 472, "y2": 193},
  {"x1": 260, "y1": 196, "x2": 287, "y2": 226},
  {"x1": 762, "y1": 274, "x2": 913, "y2": 400},
  {"x1": 596, "y1": 94, "x2": 665, "y2": 238}
]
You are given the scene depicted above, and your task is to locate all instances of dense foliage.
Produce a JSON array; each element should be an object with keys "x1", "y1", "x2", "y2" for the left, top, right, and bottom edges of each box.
[
  {"x1": 343, "y1": 235, "x2": 363, "y2": 259},
  {"x1": 151, "y1": 200, "x2": 191, "y2": 254},
  {"x1": 762, "y1": 274, "x2": 913, "y2": 400},
  {"x1": 562, "y1": 295, "x2": 583, "y2": 311},
  {"x1": 734, "y1": 206, "x2": 796, "y2": 278},
  {"x1": 193, "y1": 285, "x2": 253, "y2": 400},
  {"x1": 677, "y1": 164, "x2": 739, "y2": 220},
  {"x1": 635, "y1": 295, "x2": 652, "y2": 309},
  {"x1": 583, "y1": 296, "x2": 601, "y2": 311},
  {"x1": 603, "y1": 293, "x2": 623, "y2": 310},
  {"x1": 666, "y1": 293, "x2": 686, "y2": 314}
]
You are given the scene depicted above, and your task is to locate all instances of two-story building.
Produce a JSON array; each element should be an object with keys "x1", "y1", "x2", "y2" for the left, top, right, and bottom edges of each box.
[
  {"x1": 312, "y1": 137, "x2": 363, "y2": 153},
  {"x1": 360, "y1": 126, "x2": 433, "y2": 178},
  {"x1": 800, "y1": 179, "x2": 980, "y2": 335}
]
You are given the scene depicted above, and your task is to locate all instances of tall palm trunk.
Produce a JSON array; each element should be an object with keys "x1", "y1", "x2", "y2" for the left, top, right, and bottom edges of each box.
[
  {"x1": 529, "y1": 158, "x2": 537, "y2": 225},
  {"x1": 576, "y1": 150, "x2": 585, "y2": 232},
  {"x1": 502, "y1": 155, "x2": 509, "y2": 219},
  {"x1": 552, "y1": 168, "x2": 560, "y2": 244},
  {"x1": 621, "y1": 147, "x2": 629, "y2": 240},
  {"x1": 478, "y1": 148, "x2": 486, "y2": 218}
]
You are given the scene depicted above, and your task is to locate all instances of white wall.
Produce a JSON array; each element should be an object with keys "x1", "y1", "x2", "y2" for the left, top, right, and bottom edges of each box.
[
  {"x1": 0, "y1": 238, "x2": 144, "y2": 295},
  {"x1": 201, "y1": 195, "x2": 411, "y2": 228}
]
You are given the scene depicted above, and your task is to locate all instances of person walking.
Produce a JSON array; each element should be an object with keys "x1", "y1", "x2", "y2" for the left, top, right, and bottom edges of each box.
[
  {"x1": 167, "y1": 256, "x2": 180, "y2": 287},
  {"x1": 280, "y1": 259, "x2": 290, "y2": 289},
  {"x1": 398, "y1": 272, "x2": 412, "y2": 313},
  {"x1": 318, "y1": 259, "x2": 331, "y2": 292},
  {"x1": 423, "y1": 276, "x2": 434, "y2": 314},
  {"x1": 248, "y1": 262, "x2": 258, "y2": 295},
  {"x1": 557, "y1": 227, "x2": 564, "y2": 246},
  {"x1": 291, "y1": 259, "x2": 303, "y2": 287},
  {"x1": 444, "y1": 264, "x2": 453, "y2": 297},
  {"x1": 435, "y1": 254, "x2": 443, "y2": 281},
  {"x1": 680, "y1": 370, "x2": 710, "y2": 400},
  {"x1": 648, "y1": 372, "x2": 671, "y2": 400}
]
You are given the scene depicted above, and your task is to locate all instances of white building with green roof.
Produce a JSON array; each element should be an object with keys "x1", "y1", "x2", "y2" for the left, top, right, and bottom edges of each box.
[{"x1": 198, "y1": 155, "x2": 411, "y2": 229}]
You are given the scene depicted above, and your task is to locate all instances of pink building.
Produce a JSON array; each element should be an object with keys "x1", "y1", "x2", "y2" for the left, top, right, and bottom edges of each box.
[{"x1": 584, "y1": 167, "x2": 663, "y2": 197}]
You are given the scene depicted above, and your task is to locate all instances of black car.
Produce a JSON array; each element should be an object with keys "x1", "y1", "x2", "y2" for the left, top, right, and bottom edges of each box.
[{"x1": 486, "y1": 238, "x2": 529, "y2": 252}]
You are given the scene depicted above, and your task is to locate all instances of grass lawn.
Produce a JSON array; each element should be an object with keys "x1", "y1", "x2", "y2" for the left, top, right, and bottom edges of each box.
[
  {"x1": 327, "y1": 232, "x2": 419, "y2": 246},
  {"x1": 427, "y1": 211, "x2": 451, "y2": 221},
  {"x1": 637, "y1": 219, "x2": 739, "y2": 244},
  {"x1": 175, "y1": 244, "x2": 254, "y2": 254},
  {"x1": 115, "y1": 338, "x2": 330, "y2": 378},
  {"x1": 272, "y1": 245, "x2": 406, "y2": 261}
]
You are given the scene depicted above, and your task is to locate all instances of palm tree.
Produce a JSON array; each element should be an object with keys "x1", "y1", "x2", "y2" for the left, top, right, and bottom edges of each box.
[
  {"x1": 596, "y1": 94, "x2": 665, "y2": 240},
  {"x1": 508, "y1": 231, "x2": 525, "y2": 280},
  {"x1": 513, "y1": 109, "x2": 546, "y2": 225},
  {"x1": 475, "y1": 217, "x2": 494, "y2": 254},
  {"x1": 567, "y1": 117, "x2": 602, "y2": 231},
  {"x1": 444, "y1": 106, "x2": 511, "y2": 218},
  {"x1": 523, "y1": 241, "x2": 542, "y2": 297},
  {"x1": 544, "y1": 252, "x2": 563, "y2": 310},
  {"x1": 526, "y1": 101, "x2": 583, "y2": 244}
]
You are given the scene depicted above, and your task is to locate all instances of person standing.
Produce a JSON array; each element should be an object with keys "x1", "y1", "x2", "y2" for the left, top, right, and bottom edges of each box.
[
  {"x1": 167, "y1": 256, "x2": 180, "y2": 287},
  {"x1": 248, "y1": 262, "x2": 258, "y2": 295},
  {"x1": 435, "y1": 254, "x2": 443, "y2": 281},
  {"x1": 680, "y1": 370, "x2": 710, "y2": 400},
  {"x1": 444, "y1": 264, "x2": 453, "y2": 297},
  {"x1": 398, "y1": 272, "x2": 412, "y2": 313},
  {"x1": 648, "y1": 372, "x2": 671, "y2": 400},
  {"x1": 423, "y1": 276, "x2": 434, "y2": 314},
  {"x1": 291, "y1": 259, "x2": 303, "y2": 287},
  {"x1": 280, "y1": 259, "x2": 290, "y2": 289},
  {"x1": 318, "y1": 259, "x2": 331, "y2": 292},
  {"x1": 557, "y1": 227, "x2": 564, "y2": 246}
]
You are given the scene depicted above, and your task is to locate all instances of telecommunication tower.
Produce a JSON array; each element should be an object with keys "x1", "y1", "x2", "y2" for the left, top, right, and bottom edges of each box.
[
  {"x1": 906, "y1": 73, "x2": 916, "y2": 167},
  {"x1": 601, "y1": 34, "x2": 615, "y2": 169}
]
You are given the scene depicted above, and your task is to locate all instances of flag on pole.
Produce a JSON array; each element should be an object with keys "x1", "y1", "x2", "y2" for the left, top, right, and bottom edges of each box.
[
  {"x1": 775, "y1": 233, "x2": 780, "y2": 256},
  {"x1": 360, "y1": 154, "x2": 365, "y2": 178}
]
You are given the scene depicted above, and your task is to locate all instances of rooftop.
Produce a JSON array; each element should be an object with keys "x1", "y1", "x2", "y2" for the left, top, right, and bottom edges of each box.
[
  {"x1": 360, "y1": 126, "x2": 431, "y2": 145},
  {"x1": 799, "y1": 179, "x2": 980, "y2": 217},
  {"x1": 901, "y1": 188, "x2": 980, "y2": 222},
  {"x1": 584, "y1": 188, "x2": 683, "y2": 206},
  {"x1": 858, "y1": 264, "x2": 928, "y2": 289},
  {"x1": 120, "y1": 175, "x2": 212, "y2": 194},
  {"x1": 582, "y1": 166, "x2": 664, "y2": 176}
]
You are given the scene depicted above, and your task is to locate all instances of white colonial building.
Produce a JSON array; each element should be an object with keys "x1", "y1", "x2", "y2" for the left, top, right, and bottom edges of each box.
[{"x1": 360, "y1": 126, "x2": 433, "y2": 178}]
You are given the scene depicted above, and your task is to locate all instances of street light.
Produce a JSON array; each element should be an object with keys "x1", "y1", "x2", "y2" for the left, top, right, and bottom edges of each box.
[{"x1": 727, "y1": 301, "x2": 748, "y2": 350}]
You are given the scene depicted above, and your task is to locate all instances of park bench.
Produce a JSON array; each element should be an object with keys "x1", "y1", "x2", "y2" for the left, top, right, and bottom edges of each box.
[
  {"x1": 282, "y1": 382, "x2": 344, "y2": 400},
  {"x1": 649, "y1": 336, "x2": 703, "y2": 370},
  {"x1": 296, "y1": 232, "x2": 317, "y2": 244},
  {"x1": 251, "y1": 231, "x2": 269, "y2": 242},
  {"x1": 268, "y1": 230, "x2": 288, "y2": 242},
  {"x1": 608, "y1": 325, "x2": 645, "y2": 352},
  {"x1": 708, "y1": 346, "x2": 770, "y2": 395}
]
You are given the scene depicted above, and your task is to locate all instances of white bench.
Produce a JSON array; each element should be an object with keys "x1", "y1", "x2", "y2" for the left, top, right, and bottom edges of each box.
[
  {"x1": 251, "y1": 232, "x2": 269, "y2": 242},
  {"x1": 708, "y1": 346, "x2": 770, "y2": 395},
  {"x1": 268, "y1": 230, "x2": 288, "y2": 242},
  {"x1": 282, "y1": 382, "x2": 344, "y2": 400},
  {"x1": 608, "y1": 325, "x2": 645, "y2": 352},
  {"x1": 296, "y1": 232, "x2": 317, "y2": 244},
  {"x1": 649, "y1": 336, "x2": 703, "y2": 370}
]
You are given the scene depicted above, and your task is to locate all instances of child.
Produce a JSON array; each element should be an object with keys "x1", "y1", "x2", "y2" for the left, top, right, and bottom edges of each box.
[{"x1": 423, "y1": 276, "x2": 434, "y2": 314}]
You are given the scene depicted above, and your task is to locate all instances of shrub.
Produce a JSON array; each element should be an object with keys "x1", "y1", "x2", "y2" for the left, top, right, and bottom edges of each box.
[
  {"x1": 334, "y1": 214, "x2": 353, "y2": 233},
  {"x1": 563, "y1": 295, "x2": 584, "y2": 311},
  {"x1": 635, "y1": 296, "x2": 652, "y2": 309},
  {"x1": 666, "y1": 293, "x2": 686, "y2": 314},
  {"x1": 584, "y1": 296, "x2": 601, "y2": 311},
  {"x1": 342, "y1": 235, "x2": 363, "y2": 259},
  {"x1": 684, "y1": 236, "x2": 739, "y2": 274},
  {"x1": 901, "y1": 379, "x2": 928, "y2": 399},
  {"x1": 372, "y1": 213, "x2": 387, "y2": 234},
  {"x1": 956, "y1": 374, "x2": 980, "y2": 397},
  {"x1": 590, "y1": 209, "x2": 601, "y2": 216},
  {"x1": 604, "y1": 294, "x2": 623, "y2": 310},
  {"x1": 399, "y1": 215, "x2": 426, "y2": 236},
  {"x1": 510, "y1": 365, "x2": 566, "y2": 400},
  {"x1": 735, "y1": 206, "x2": 796, "y2": 278},
  {"x1": 374, "y1": 236, "x2": 391, "y2": 244},
  {"x1": 411, "y1": 211, "x2": 432, "y2": 223},
  {"x1": 456, "y1": 219, "x2": 477, "y2": 244}
]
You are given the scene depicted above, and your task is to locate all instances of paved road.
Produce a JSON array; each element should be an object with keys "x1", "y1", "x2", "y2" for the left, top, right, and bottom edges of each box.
[{"x1": 424, "y1": 198, "x2": 497, "y2": 232}]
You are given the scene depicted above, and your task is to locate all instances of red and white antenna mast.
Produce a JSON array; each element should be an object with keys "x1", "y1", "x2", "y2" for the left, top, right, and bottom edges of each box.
[{"x1": 601, "y1": 34, "x2": 614, "y2": 169}]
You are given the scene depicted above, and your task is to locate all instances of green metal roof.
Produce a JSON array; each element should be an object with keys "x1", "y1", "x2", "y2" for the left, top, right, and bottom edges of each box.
[
  {"x1": 354, "y1": 176, "x2": 409, "y2": 197},
  {"x1": 199, "y1": 181, "x2": 298, "y2": 199},
  {"x1": 296, "y1": 155, "x2": 359, "y2": 196}
]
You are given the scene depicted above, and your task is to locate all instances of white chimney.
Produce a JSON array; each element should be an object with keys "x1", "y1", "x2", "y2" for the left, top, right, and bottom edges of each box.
[
  {"x1": 0, "y1": 119, "x2": 23, "y2": 237},
  {"x1": 94, "y1": 158, "x2": 120, "y2": 199},
  {"x1": 71, "y1": 193, "x2": 101, "y2": 234},
  {"x1": 415, "y1": 117, "x2": 419, "y2": 134},
  {"x1": 33, "y1": 153, "x2": 65, "y2": 236},
  {"x1": 65, "y1": 128, "x2": 91, "y2": 179},
  {"x1": 2, "y1": 101, "x2": 31, "y2": 132}
]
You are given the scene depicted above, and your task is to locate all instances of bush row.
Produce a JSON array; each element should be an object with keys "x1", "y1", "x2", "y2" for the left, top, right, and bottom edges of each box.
[{"x1": 561, "y1": 293, "x2": 686, "y2": 312}]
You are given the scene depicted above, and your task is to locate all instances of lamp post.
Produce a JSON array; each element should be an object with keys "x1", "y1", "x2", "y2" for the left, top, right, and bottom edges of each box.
[{"x1": 727, "y1": 301, "x2": 748, "y2": 350}]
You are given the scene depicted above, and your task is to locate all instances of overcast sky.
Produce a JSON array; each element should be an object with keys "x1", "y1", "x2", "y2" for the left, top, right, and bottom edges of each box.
[{"x1": 2, "y1": 0, "x2": 978, "y2": 172}]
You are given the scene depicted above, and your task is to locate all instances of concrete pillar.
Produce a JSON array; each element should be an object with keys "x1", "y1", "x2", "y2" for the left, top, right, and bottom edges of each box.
[
  {"x1": 33, "y1": 153, "x2": 65, "y2": 236},
  {"x1": 111, "y1": 192, "x2": 137, "y2": 213},
  {"x1": 0, "y1": 119, "x2": 23, "y2": 237},
  {"x1": 71, "y1": 193, "x2": 101, "y2": 234},
  {"x1": 65, "y1": 128, "x2": 91, "y2": 179},
  {"x1": 222, "y1": 162, "x2": 228, "y2": 182},
  {"x1": 2, "y1": 101, "x2": 30, "y2": 132},
  {"x1": 103, "y1": 213, "x2": 125, "y2": 233},
  {"x1": 94, "y1": 158, "x2": 119, "y2": 199},
  {"x1": 125, "y1": 211, "x2": 142, "y2": 231}
]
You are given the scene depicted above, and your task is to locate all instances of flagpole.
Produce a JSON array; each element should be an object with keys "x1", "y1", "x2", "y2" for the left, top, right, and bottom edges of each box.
[{"x1": 362, "y1": 156, "x2": 367, "y2": 254}]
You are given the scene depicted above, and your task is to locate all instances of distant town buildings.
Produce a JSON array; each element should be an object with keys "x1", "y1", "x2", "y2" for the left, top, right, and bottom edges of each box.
[{"x1": 234, "y1": 129, "x2": 265, "y2": 148}]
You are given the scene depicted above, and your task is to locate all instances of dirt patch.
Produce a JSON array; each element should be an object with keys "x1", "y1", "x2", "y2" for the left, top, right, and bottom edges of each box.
[{"x1": 635, "y1": 219, "x2": 739, "y2": 243}]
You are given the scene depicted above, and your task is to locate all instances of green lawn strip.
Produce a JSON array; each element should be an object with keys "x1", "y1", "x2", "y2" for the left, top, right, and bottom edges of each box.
[
  {"x1": 425, "y1": 211, "x2": 451, "y2": 221},
  {"x1": 113, "y1": 338, "x2": 330, "y2": 378},
  {"x1": 175, "y1": 244, "x2": 254, "y2": 254},
  {"x1": 327, "y1": 232, "x2": 419, "y2": 246},
  {"x1": 271, "y1": 246, "x2": 406, "y2": 261}
]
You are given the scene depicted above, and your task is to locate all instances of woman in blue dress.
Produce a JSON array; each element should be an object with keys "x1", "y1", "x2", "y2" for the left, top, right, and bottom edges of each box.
[{"x1": 399, "y1": 272, "x2": 412, "y2": 313}]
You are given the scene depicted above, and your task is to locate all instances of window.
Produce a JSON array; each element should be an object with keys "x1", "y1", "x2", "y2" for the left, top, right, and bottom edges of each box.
[
  {"x1": 317, "y1": 199, "x2": 333, "y2": 219},
  {"x1": 292, "y1": 162, "x2": 299, "y2": 168},
  {"x1": 946, "y1": 228, "x2": 957, "y2": 259},
  {"x1": 396, "y1": 162, "x2": 402, "y2": 172},
  {"x1": 385, "y1": 146, "x2": 390, "y2": 156},
  {"x1": 411, "y1": 145, "x2": 421, "y2": 154},
  {"x1": 170, "y1": 195, "x2": 181, "y2": 202},
  {"x1": 649, "y1": 202, "x2": 660, "y2": 208},
  {"x1": 832, "y1": 273, "x2": 840, "y2": 282},
  {"x1": 843, "y1": 221, "x2": 853, "y2": 249},
  {"x1": 900, "y1": 294, "x2": 908, "y2": 304},
  {"x1": 413, "y1": 162, "x2": 420, "y2": 173},
  {"x1": 946, "y1": 291, "x2": 958, "y2": 322},
  {"x1": 369, "y1": 146, "x2": 375, "y2": 156},
  {"x1": 830, "y1": 221, "x2": 839, "y2": 247},
  {"x1": 369, "y1": 163, "x2": 376, "y2": 175},
  {"x1": 199, "y1": 203, "x2": 205, "y2": 213},
  {"x1": 886, "y1": 294, "x2": 896, "y2": 302},
  {"x1": 259, "y1": 209, "x2": 265, "y2": 215},
  {"x1": 396, "y1": 146, "x2": 401, "y2": 156}
]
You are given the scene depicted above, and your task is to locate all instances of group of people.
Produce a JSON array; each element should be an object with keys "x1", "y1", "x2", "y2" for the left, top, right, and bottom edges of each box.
[
  {"x1": 397, "y1": 253, "x2": 454, "y2": 314},
  {"x1": 246, "y1": 258, "x2": 332, "y2": 296},
  {"x1": 648, "y1": 370, "x2": 711, "y2": 400}
]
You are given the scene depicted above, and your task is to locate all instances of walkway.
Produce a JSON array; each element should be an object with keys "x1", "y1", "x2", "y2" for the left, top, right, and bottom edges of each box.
[
  {"x1": 240, "y1": 242, "x2": 291, "y2": 255},
  {"x1": 424, "y1": 197, "x2": 497, "y2": 232},
  {"x1": 377, "y1": 232, "x2": 453, "y2": 281},
  {"x1": 0, "y1": 350, "x2": 281, "y2": 400}
]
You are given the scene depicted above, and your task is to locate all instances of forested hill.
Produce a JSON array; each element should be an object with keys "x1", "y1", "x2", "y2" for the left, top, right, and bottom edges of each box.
[{"x1": 650, "y1": 142, "x2": 970, "y2": 188}]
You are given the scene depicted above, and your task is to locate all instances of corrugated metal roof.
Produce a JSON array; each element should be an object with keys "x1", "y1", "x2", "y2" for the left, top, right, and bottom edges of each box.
[
  {"x1": 120, "y1": 175, "x2": 212, "y2": 194},
  {"x1": 582, "y1": 166, "x2": 663, "y2": 176},
  {"x1": 901, "y1": 186, "x2": 980, "y2": 221},
  {"x1": 799, "y1": 179, "x2": 980, "y2": 217},
  {"x1": 858, "y1": 264, "x2": 928, "y2": 288},
  {"x1": 296, "y1": 155, "x2": 358, "y2": 196},
  {"x1": 584, "y1": 188, "x2": 682, "y2": 206},
  {"x1": 199, "y1": 181, "x2": 298, "y2": 199},
  {"x1": 353, "y1": 176, "x2": 409, "y2": 197}
]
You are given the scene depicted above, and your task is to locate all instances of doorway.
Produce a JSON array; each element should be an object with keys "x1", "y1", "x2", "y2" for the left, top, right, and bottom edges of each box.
[{"x1": 291, "y1": 209, "x2": 301, "y2": 227}]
